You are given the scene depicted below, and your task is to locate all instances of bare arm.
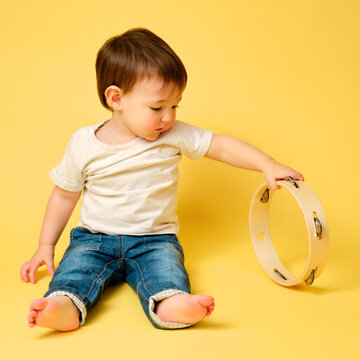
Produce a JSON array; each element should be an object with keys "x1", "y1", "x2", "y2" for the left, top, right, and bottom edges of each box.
[
  {"x1": 205, "y1": 134, "x2": 304, "y2": 189},
  {"x1": 38, "y1": 185, "x2": 82, "y2": 246},
  {"x1": 20, "y1": 185, "x2": 82, "y2": 283}
]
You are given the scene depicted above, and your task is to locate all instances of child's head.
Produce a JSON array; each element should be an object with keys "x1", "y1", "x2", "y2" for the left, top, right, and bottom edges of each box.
[{"x1": 96, "y1": 28, "x2": 187, "y2": 112}]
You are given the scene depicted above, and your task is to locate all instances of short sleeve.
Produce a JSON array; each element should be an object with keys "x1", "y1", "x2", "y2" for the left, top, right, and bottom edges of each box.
[
  {"x1": 174, "y1": 121, "x2": 213, "y2": 160},
  {"x1": 49, "y1": 135, "x2": 85, "y2": 192}
]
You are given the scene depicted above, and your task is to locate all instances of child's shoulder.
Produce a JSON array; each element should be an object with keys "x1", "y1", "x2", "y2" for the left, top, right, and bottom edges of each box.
[
  {"x1": 67, "y1": 121, "x2": 102, "y2": 147},
  {"x1": 71, "y1": 121, "x2": 104, "y2": 140},
  {"x1": 166, "y1": 120, "x2": 212, "y2": 160},
  {"x1": 171, "y1": 120, "x2": 204, "y2": 133},
  {"x1": 170, "y1": 120, "x2": 211, "y2": 137}
]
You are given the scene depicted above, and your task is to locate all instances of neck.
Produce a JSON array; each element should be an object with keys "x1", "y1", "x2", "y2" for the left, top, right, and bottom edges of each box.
[{"x1": 107, "y1": 111, "x2": 137, "y2": 142}]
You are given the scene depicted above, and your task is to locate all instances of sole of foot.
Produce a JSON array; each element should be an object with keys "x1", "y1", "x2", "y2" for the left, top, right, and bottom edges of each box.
[
  {"x1": 28, "y1": 296, "x2": 80, "y2": 332},
  {"x1": 155, "y1": 293, "x2": 215, "y2": 324}
]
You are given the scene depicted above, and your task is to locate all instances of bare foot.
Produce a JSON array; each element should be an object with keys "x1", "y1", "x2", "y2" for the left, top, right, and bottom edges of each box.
[
  {"x1": 28, "y1": 296, "x2": 80, "y2": 331},
  {"x1": 155, "y1": 293, "x2": 215, "y2": 324}
]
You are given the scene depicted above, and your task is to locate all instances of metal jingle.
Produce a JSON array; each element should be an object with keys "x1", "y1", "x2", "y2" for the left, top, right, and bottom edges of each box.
[
  {"x1": 274, "y1": 268, "x2": 287, "y2": 280},
  {"x1": 304, "y1": 267, "x2": 318, "y2": 285},
  {"x1": 260, "y1": 188, "x2": 269, "y2": 203},
  {"x1": 284, "y1": 176, "x2": 299, "y2": 188},
  {"x1": 314, "y1": 217, "x2": 323, "y2": 239}
]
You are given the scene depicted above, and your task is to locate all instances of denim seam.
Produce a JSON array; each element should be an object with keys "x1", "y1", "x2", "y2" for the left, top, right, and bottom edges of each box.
[
  {"x1": 142, "y1": 235, "x2": 184, "y2": 261},
  {"x1": 64, "y1": 229, "x2": 101, "y2": 262},
  {"x1": 142, "y1": 245, "x2": 184, "y2": 262},
  {"x1": 70, "y1": 228, "x2": 75, "y2": 243},
  {"x1": 121, "y1": 235, "x2": 124, "y2": 258},
  {"x1": 78, "y1": 265, "x2": 105, "y2": 282},
  {"x1": 84, "y1": 259, "x2": 121, "y2": 301},
  {"x1": 117, "y1": 235, "x2": 122, "y2": 260},
  {"x1": 126, "y1": 258, "x2": 153, "y2": 297}
]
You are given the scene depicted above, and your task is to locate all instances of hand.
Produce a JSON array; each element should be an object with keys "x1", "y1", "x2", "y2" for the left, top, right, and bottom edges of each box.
[
  {"x1": 20, "y1": 244, "x2": 55, "y2": 284},
  {"x1": 262, "y1": 158, "x2": 304, "y2": 190}
]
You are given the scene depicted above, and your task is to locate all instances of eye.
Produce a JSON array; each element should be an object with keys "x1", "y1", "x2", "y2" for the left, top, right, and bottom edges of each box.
[{"x1": 150, "y1": 105, "x2": 179, "y2": 111}]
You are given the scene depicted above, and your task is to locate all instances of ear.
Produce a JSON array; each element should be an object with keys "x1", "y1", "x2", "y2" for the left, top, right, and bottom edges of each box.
[{"x1": 104, "y1": 85, "x2": 124, "y2": 110}]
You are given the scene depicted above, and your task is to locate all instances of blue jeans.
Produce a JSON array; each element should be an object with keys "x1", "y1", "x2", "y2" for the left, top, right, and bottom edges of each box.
[{"x1": 44, "y1": 227, "x2": 192, "y2": 329}]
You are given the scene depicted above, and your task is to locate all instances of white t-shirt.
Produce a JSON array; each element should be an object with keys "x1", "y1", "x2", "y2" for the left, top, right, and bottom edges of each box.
[{"x1": 50, "y1": 120, "x2": 213, "y2": 235}]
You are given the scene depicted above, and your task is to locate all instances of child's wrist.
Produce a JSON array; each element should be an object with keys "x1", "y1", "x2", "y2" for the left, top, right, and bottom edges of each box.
[
  {"x1": 38, "y1": 243, "x2": 55, "y2": 248},
  {"x1": 261, "y1": 157, "x2": 276, "y2": 172}
]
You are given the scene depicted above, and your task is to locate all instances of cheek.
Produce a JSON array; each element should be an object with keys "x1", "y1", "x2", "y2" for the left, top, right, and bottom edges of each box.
[{"x1": 146, "y1": 116, "x2": 160, "y2": 128}]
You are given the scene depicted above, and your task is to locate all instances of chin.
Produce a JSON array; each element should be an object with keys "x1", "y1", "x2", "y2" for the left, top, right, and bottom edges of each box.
[{"x1": 144, "y1": 133, "x2": 160, "y2": 141}]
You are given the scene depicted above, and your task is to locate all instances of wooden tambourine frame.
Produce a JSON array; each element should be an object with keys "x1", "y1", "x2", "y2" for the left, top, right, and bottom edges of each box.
[{"x1": 249, "y1": 177, "x2": 330, "y2": 286}]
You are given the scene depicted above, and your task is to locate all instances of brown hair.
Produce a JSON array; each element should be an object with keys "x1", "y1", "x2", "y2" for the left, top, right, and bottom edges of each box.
[{"x1": 96, "y1": 28, "x2": 187, "y2": 111}]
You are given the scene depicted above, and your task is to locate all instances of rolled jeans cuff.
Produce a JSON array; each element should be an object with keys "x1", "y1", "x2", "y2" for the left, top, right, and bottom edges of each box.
[
  {"x1": 45, "y1": 291, "x2": 87, "y2": 326},
  {"x1": 149, "y1": 289, "x2": 194, "y2": 329}
]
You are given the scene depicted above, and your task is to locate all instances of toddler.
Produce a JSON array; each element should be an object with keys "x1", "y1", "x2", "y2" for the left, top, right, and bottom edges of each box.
[{"x1": 20, "y1": 28, "x2": 304, "y2": 331}]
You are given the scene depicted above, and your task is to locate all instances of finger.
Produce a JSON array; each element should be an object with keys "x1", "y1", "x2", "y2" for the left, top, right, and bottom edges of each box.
[
  {"x1": 45, "y1": 259, "x2": 55, "y2": 275},
  {"x1": 268, "y1": 179, "x2": 280, "y2": 190},
  {"x1": 20, "y1": 262, "x2": 27, "y2": 282},
  {"x1": 20, "y1": 262, "x2": 31, "y2": 282},
  {"x1": 29, "y1": 262, "x2": 40, "y2": 284},
  {"x1": 290, "y1": 170, "x2": 304, "y2": 181}
]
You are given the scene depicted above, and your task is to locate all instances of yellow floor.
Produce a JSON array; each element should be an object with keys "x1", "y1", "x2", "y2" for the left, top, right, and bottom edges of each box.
[
  {"x1": 1, "y1": 1, "x2": 359, "y2": 359},
  {"x1": 2, "y1": 171, "x2": 360, "y2": 359}
]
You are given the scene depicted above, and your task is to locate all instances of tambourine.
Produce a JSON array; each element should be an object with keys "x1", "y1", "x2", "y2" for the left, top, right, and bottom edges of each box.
[{"x1": 249, "y1": 177, "x2": 329, "y2": 286}]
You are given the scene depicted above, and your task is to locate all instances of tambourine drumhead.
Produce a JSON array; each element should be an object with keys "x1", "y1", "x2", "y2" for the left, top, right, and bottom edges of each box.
[{"x1": 249, "y1": 177, "x2": 330, "y2": 286}]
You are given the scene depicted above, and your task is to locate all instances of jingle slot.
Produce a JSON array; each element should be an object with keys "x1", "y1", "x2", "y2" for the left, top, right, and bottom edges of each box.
[
  {"x1": 257, "y1": 232, "x2": 265, "y2": 242},
  {"x1": 312, "y1": 211, "x2": 322, "y2": 239},
  {"x1": 284, "y1": 176, "x2": 299, "y2": 188},
  {"x1": 304, "y1": 267, "x2": 318, "y2": 286},
  {"x1": 260, "y1": 188, "x2": 269, "y2": 203},
  {"x1": 274, "y1": 268, "x2": 287, "y2": 280}
]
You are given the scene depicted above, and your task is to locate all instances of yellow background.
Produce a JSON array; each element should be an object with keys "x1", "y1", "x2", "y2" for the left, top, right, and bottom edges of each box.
[{"x1": 1, "y1": 0, "x2": 359, "y2": 359}]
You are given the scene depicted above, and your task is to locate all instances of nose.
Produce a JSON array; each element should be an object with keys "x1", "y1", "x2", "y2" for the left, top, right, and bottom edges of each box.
[{"x1": 161, "y1": 111, "x2": 175, "y2": 124}]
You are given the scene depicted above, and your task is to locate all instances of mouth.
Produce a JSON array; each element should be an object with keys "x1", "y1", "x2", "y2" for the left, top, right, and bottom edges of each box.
[{"x1": 155, "y1": 128, "x2": 164, "y2": 132}]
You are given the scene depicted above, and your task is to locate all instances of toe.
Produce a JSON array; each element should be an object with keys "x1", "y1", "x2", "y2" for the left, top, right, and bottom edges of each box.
[
  {"x1": 197, "y1": 295, "x2": 215, "y2": 307},
  {"x1": 28, "y1": 313, "x2": 37, "y2": 325},
  {"x1": 28, "y1": 311, "x2": 38, "y2": 323},
  {"x1": 30, "y1": 298, "x2": 48, "y2": 311},
  {"x1": 207, "y1": 307, "x2": 215, "y2": 315}
]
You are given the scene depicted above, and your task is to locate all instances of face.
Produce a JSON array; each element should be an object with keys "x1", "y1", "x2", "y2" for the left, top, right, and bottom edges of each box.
[{"x1": 118, "y1": 76, "x2": 183, "y2": 141}]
